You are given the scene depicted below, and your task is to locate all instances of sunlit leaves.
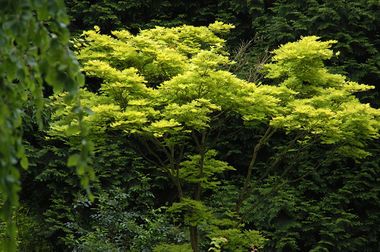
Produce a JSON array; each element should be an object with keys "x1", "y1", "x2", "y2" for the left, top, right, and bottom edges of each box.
[
  {"x1": 266, "y1": 36, "x2": 380, "y2": 158},
  {"x1": 162, "y1": 99, "x2": 221, "y2": 131},
  {"x1": 65, "y1": 21, "x2": 285, "y2": 143}
]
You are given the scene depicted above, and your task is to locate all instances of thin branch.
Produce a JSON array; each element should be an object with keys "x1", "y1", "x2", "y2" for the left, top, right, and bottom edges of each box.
[
  {"x1": 195, "y1": 131, "x2": 207, "y2": 200},
  {"x1": 236, "y1": 126, "x2": 276, "y2": 213},
  {"x1": 140, "y1": 138, "x2": 166, "y2": 167}
]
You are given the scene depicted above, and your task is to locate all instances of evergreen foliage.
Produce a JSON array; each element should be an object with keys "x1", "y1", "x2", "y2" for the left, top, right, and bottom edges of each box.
[{"x1": 241, "y1": 144, "x2": 380, "y2": 251}]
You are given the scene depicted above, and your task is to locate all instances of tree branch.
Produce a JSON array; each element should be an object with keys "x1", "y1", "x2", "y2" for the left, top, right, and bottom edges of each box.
[{"x1": 236, "y1": 126, "x2": 276, "y2": 213}]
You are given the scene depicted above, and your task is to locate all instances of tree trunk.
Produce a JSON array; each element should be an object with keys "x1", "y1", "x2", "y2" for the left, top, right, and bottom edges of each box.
[
  {"x1": 191, "y1": 131, "x2": 206, "y2": 251},
  {"x1": 190, "y1": 226, "x2": 199, "y2": 252}
]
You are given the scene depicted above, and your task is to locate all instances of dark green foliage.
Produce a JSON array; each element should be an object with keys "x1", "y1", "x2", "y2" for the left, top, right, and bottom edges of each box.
[
  {"x1": 20, "y1": 120, "x2": 187, "y2": 250},
  {"x1": 65, "y1": 0, "x2": 253, "y2": 44},
  {"x1": 241, "y1": 143, "x2": 380, "y2": 251},
  {"x1": 69, "y1": 190, "x2": 187, "y2": 251},
  {"x1": 21, "y1": 138, "x2": 85, "y2": 249}
]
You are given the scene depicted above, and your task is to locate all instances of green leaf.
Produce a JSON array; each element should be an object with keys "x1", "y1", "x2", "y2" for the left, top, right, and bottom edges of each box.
[
  {"x1": 67, "y1": 154, "x2": 80, "y2": 167},
  {"x1": 20, "y1": 156, "x2": 29, "y2": 170}
]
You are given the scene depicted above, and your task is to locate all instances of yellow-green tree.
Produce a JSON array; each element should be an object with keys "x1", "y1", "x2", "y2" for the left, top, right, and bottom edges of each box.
[{"x1": 51, "y1": 23, "x2": 380, "y2": 251}]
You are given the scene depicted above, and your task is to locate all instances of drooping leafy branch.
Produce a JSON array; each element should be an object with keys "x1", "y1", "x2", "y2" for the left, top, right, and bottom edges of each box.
[{"x1": 0, "y1": 0, "x2": 93, "y2": 250}]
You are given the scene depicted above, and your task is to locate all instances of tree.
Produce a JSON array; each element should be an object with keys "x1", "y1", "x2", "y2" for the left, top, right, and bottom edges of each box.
[
  {"x1": 52, "y1": 21, "x2": 274, "y2": 251},
  {"x1": 51, "y1": 23, "x2": 380, "y2": 251}
]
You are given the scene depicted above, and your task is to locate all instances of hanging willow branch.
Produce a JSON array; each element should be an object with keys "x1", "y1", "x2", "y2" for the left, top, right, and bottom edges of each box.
[{"x1": 0, "y1": 0, "x2": 93, "y2": 250}]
